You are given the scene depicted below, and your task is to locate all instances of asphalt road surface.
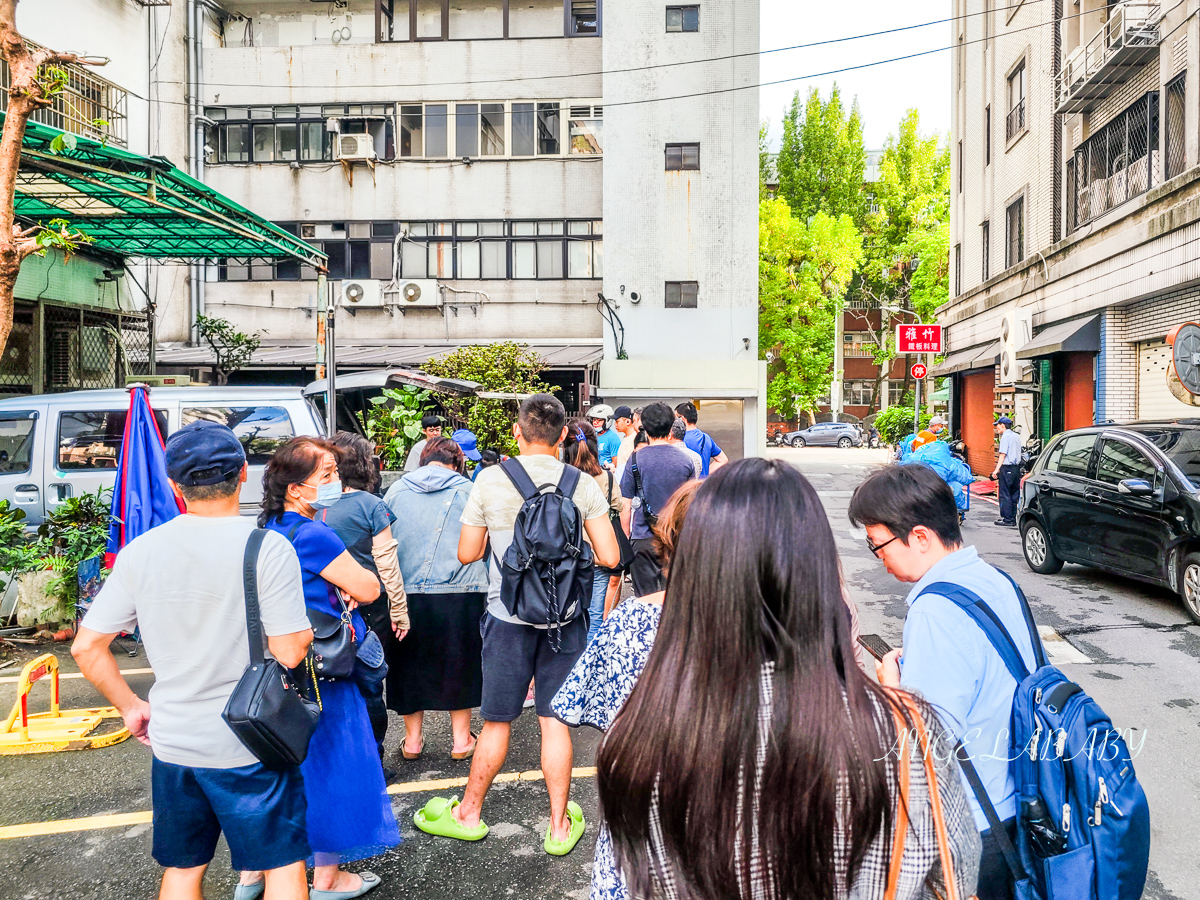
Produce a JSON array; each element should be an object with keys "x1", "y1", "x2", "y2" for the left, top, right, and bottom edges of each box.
[{"x1": 0, "y1": 447, "x2": 1195, "y2": 898}]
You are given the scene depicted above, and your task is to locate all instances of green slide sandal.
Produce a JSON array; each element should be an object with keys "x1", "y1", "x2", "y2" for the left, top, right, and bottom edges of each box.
[
  {"x1": 413, "y1": 796, "x2": 489, "y2": 841},
  {"x1": 544, "y1": 801, "x2": 586, "y2": 856}
]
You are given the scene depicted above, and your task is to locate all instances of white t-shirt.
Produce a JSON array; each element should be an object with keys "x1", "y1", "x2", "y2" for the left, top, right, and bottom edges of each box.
[
  {"x1": 461, "y1": 454, "x2": 610, "y2": 626},
  {"x1": 404, "y1": 438, "x2": 428, "y2": 472},
  {"x1": 82, "y1": 515, "x2": 309, "y2": 769}
]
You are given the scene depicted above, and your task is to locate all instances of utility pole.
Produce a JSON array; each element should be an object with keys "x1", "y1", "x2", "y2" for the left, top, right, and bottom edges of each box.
[{"x1": 831, "y1": 298, "x2": 844, "y2": 419}]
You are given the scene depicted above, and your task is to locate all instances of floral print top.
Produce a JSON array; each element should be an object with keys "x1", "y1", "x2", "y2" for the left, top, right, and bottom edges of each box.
[{"x1": 551, "y1": 597, "x2": 663, "y2": 900}]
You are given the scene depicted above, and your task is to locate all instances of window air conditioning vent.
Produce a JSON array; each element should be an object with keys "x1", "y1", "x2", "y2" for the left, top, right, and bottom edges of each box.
[
  {"x1": 392, "y1": 279, "x2": 442, "y2": 307},
  {"x1": 337, "y1": 133, "x2": 375, "y2": 161},
  {"x1": 300, "y1": 224, "x2": 316, "y2": 239}
]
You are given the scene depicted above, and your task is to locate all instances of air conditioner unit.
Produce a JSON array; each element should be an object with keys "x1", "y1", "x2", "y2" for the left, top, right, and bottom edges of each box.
[
  {"x1": 393, "y1": 279, "x2": 442, "y2": 308},
  {"x1": 336, "y1": 133, "x2": 375, "y2": 161},
  {"x1": 998, "y1": 306, "x2": 1034, "y2": 385},
  {"x1": 339, "y1": 279, "x2": 384, "y2": 307}
]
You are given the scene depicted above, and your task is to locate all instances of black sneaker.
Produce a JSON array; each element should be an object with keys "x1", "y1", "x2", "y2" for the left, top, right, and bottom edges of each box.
[{"x1": 993, "y1": 518, "x2": 1016, "y2": 527}]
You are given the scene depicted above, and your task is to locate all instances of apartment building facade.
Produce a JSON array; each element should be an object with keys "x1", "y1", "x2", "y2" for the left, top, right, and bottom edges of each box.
[
  {"x1": 943, "y1": 0, "x2": 1200, "y2": 474},
  {"x1": 149, "y1": 0, "x2": 763, "y2": 456}
]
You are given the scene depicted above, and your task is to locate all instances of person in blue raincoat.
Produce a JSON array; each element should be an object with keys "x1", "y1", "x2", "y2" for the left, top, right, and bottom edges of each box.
[{"x1": 901, "y1": 439, "x2": 973, "y2": 515}]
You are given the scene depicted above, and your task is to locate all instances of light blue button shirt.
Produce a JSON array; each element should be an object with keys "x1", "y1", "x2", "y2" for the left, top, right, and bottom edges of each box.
[
  {"x1": 900, "y1": 545, "x2": 1039, "y2": 832},
  {"x1": 998, "y1": 429, "x2": 1023, "y2": 466}
]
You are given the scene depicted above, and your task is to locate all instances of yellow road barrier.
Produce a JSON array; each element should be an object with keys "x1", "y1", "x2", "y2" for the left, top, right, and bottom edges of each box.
[{"x1": 0, "y1": 654, "x2": 130, "y2": 755}]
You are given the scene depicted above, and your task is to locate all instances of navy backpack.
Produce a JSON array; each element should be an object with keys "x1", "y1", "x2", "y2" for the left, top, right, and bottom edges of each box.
[{"x1": 916, "y1": 573, "x2": 1150, "y2": 900}]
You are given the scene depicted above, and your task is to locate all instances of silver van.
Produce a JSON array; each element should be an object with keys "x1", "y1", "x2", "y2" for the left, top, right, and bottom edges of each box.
[{"x1": 0, "y1": 386, "x2": 326, "y2": 525}]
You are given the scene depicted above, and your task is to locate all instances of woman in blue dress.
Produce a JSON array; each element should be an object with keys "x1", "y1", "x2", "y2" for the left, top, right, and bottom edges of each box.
[{"x1": 253, "y1": 436, "x2": 400, "y2": 900}]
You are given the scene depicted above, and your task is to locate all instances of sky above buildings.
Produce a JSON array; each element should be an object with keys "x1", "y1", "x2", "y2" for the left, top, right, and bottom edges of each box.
[{"x1": 760, "y1": 0, "x2": 952, "y2": 151}]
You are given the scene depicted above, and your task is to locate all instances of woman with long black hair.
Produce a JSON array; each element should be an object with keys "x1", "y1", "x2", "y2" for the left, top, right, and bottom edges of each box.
[{"x1": 597, "y1": 457, "x2": 980, "y2": 900}]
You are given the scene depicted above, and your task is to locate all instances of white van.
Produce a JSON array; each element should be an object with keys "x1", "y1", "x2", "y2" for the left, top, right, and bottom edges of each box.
[{"x1": 0, "y1": 386, "x2": 327, "y2": 525}]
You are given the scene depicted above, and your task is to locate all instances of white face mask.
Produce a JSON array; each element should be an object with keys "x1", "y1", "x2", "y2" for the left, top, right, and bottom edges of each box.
[{"x1": 301, "y1": 479, "x2": 342, "y2": 509}]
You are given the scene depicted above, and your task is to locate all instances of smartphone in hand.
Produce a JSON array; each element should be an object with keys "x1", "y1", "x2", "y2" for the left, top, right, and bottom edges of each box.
[{"x1": 857, "y1": 633, "x2": 894, "y2": 662}]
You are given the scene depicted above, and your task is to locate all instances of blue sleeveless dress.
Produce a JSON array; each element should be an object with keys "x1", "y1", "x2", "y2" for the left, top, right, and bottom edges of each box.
[{"x1": 266, "y1": 512, "x2": 400, "y2": 867}]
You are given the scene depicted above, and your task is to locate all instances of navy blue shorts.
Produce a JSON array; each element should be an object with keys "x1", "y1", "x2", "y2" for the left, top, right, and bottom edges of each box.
[
  {"x1": 480, "y1": 612, "x2": 587, "y2": 722},
  {"x1": 151, "y1": 757, "x2": 309, "y2": 872}
]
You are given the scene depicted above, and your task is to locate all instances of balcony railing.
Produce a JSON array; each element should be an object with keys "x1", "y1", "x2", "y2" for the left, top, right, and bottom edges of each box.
[
  {"x1": 0, "y1": 43, "x2": 128, "y2": 147},
  {"x1": 1006, "y1": 99, "x2": 1025, "y2": 141},
  {"x1": 1056, "y1": 2, "x2": 1161, "y2": 114},
  {"x1": 1067, "y1": 91, "x2": 1158, "y2": 231}
]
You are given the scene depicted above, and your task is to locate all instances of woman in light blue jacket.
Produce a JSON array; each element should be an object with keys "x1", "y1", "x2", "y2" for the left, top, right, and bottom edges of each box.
[{"x1": 382, "y1": 436, "x2": 489, "y2": 760}]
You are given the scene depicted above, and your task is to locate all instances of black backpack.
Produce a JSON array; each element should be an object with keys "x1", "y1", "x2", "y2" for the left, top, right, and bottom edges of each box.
[{"x1": 496, "y1": 458, "x2": 594, "y2": 649}]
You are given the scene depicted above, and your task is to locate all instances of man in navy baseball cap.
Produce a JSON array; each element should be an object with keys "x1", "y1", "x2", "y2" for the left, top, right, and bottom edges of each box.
[{"x1": 165, "y1": 420, "x2": 247, "y2": 492}]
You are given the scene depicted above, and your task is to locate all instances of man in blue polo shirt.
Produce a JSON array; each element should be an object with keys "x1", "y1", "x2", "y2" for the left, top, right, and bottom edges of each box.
[
  {"x1": 849, "y1": 463, "x2": 1040, "y2": 900},
  {"x1": 674, "y1": 401, "x2": 729, "y2": 477},
  {"x1": 588, "y1": 404, "x2": 623, "y2": 468}
]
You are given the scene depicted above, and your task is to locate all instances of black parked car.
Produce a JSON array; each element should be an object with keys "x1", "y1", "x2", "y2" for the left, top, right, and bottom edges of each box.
[
  {"x1": 779, "y1": 422, "x2": 863, "y2": 448},
  {"x1": 1019, "y1": 422, "x2": 1200, "y2": 622}
]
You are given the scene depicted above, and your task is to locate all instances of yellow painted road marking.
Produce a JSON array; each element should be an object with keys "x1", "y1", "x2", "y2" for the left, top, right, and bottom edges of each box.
[
  {"x1": 0, "y1": 767, "x2": 599, "y2": 840},
  {"x1": 0, "y1": 668, "x2": 153, "y2": 685}
]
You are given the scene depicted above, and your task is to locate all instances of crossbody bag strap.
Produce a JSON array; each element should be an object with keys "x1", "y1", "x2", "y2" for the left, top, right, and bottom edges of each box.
[
  {"x1": 242, "y1": 529, "x2": 269, "y2": 666},
  {"x1": 995, "y1": 568, "x2": 1049, "y2": 669},
  {"x1": 630, "y1": 453, "x2": 656, "y2": 520},
  {"x1": 884, "y1": 702, "x2": 913, "y2": 900},
  {"x1": 918, "y1": 582, "x2": 1031, "y2": 683},
  {"x1": 954, "y1": 743, "x2": 1027, "y2": 882}
]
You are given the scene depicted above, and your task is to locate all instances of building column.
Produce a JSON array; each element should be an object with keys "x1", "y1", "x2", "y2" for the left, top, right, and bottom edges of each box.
[{"x1": 1097, "y1": 307, "x2": 1136, "y2": 423}]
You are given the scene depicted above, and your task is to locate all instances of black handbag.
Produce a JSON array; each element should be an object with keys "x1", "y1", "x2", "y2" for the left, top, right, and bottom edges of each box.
[
  {"x1": 284, "y1": 521, "x2": 358, "y2": 680},
  {"x1": 599, "y1": 469, "x2": 635, "y2": 574},
  {"x1": 307, "y1": 589, "x2": 358, "y2": 680},
  {"x1": 222, "y1": 529, "x2": 321, "y2": 769}
]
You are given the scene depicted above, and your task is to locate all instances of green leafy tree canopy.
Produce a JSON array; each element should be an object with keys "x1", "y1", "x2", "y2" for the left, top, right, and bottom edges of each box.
[
  {"x1": 423, "y1": 342, "x2": 555, "y2": 455},
  {"x1": 777, "y1": 85, "x2": 868, "y2": 225},
  {"x1": 196, "y1": 315, "x2": 263, "y2": 385},
  {"x1": 759, "y1": 199, "x2": 862, "y2": 421}
]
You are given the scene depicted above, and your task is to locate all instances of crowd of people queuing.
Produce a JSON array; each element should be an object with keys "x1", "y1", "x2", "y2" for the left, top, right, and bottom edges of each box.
[{"x1": 70, "y1": 391, "x2": 1062, "y2": 900}]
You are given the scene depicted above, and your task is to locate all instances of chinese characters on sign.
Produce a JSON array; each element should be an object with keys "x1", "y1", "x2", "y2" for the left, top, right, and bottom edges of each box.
[
  {"x1": 896, "y1": 324, "x2": 943, "y2": 354},
  {"x1": 911, "y1": 363, "x2": 928, "y2": 380}
]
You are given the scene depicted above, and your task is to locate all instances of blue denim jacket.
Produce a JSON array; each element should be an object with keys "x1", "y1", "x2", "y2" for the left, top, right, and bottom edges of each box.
[{"x1": 383, "y1": 466, "x2": 489, "y2": 594}]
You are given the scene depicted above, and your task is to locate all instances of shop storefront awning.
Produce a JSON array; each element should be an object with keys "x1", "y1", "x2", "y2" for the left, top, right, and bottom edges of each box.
[
  {"x1": 931, "y1": 340, "x2": 1001, "y2": 376},
  {"x1": 6, "y1": 114, "x2": 325, "y2": 267},
  {"x1": 1017, "y1": 315, "x2": 1101, "y2": 359}
]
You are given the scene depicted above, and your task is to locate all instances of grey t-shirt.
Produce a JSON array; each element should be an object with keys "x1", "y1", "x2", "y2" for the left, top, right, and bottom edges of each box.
[
  {"x1": 404, "y1": 439, "x2": 428, "y2": 472},
  {"x1": 620, "y1": 443, "x2": 697, "y2": 540},
  {"x1": 82, "y1": 515, "x2": 309, "y2": 769},
  {"x1": 460, "y1": 455, "x2": 610, "y2": 626}
]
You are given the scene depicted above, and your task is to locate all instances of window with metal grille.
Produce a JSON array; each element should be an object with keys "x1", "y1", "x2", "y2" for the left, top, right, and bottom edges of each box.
[
  {"x1": 1006, "y1": 197, "x2": 1024, "y2": 268},
  {"x1": 1066, "y1": 91, "x2": 1158, "y2": 232},
  {"x1": 665, "y1": 281, "x2": 699, "y2": 308},
  {"x1": 1007, "y1": 62, "x2": 1025, "y2": 141},
  {"x1": 666, "y1": 143, "x2": 700, "y2": 170},
  {"x1": 1165, "y1": 74, "x2": 1186, "y2": 180},
  {"x1": 666, "y1": 5, "x2": 699, "y2": 31},
  {"x1": 982, "y1": 221, "x2": 990, "y2": 282}
]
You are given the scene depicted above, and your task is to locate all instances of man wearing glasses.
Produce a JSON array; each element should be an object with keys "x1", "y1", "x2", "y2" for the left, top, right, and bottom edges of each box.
[{"x1": 848, "y1": 464, "x2": 1039, "y2": 900}]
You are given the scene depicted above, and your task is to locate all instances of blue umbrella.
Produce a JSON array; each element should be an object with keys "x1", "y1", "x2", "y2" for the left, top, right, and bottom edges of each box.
[{"x1": 105, "y1": 387, "x2": 183, "y2": 568}]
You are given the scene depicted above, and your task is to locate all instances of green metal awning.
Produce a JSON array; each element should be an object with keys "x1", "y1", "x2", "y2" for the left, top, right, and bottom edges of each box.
[{"x1": 5, "y1": 114, "x2": 325, "y2": 267}]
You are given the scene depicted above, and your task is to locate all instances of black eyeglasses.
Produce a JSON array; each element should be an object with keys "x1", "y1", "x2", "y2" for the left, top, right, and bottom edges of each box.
[{"x1": 866, "y1": 534, "x2": 901, "y2": 556}]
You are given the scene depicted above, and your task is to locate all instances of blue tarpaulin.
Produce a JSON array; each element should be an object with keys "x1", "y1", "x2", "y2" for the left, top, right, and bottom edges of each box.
[
  {"x1": 902, "y1": 440, "x2": 974, "y2": 512},
  {"x1": 105, "y1": 387, "x2": 183, "y2": 567}
]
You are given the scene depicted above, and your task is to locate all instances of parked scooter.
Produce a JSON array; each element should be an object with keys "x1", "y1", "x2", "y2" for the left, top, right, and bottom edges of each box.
[{"x1": 1021, "y1": 436, "x2": 1043, "y2": 474}]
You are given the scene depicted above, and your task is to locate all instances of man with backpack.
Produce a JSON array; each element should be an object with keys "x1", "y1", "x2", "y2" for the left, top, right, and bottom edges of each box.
[
  {"x1": 621, "y1": 402, "x2": 697, "y2": 596},
  {"x1": 674, "y1": 401, "x2": 728, "y2": 476},
  {"x1": 413, "y1": 394, "x2": 619, "y2": 855},
  {"x1": 849, "y1": 464, "x2": 1150, "y2": 900}
]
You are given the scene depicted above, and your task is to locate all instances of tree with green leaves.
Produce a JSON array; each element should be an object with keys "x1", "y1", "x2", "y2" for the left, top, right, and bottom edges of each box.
[
  {"x1": 851, "y1": 109, "x2": 951, "y2": 410},
  {"x1": 423, "y1": 342, "x2": 555, "y2": 455},
  {"x1": 0, "y1": 0, "x2": 104, "y2": 359},
  {"x1": 196, "y1": 314, "x2": 263, "y2": 385},
  {"x1": 759, "y1": 199, "x2": 862, "y2": 424},
  {"x1": 776, "y1": 85, "x2": 868, "y2": 225}
]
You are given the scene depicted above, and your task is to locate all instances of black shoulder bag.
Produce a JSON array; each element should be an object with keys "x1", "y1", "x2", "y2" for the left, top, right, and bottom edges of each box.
[
  {"x1": 599, "y1": 469, "x2": 635, "y2": 574},
  {"x1": 630, "y1": 452, "x2": 658, "y2": 528},
  {"x1": 286, "y1": 521, "x2": 357, "y2": 680},
  {"x1": 222, "y1": 528, "x2": 321, "y2": 769}
]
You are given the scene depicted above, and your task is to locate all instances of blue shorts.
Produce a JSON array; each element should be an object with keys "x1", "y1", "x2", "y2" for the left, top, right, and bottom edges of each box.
[
  {"x1": 151, "y1": 757, "x2": 309, "y2": 872},
  {"x1": 480, "y1": 612, "x2": 587, "y2": 722}
]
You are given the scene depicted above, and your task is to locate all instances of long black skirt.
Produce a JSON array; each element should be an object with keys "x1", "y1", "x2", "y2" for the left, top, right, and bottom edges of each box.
[{"x1": 384, "y1": 591, "x2": 486, "y2": 715}]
